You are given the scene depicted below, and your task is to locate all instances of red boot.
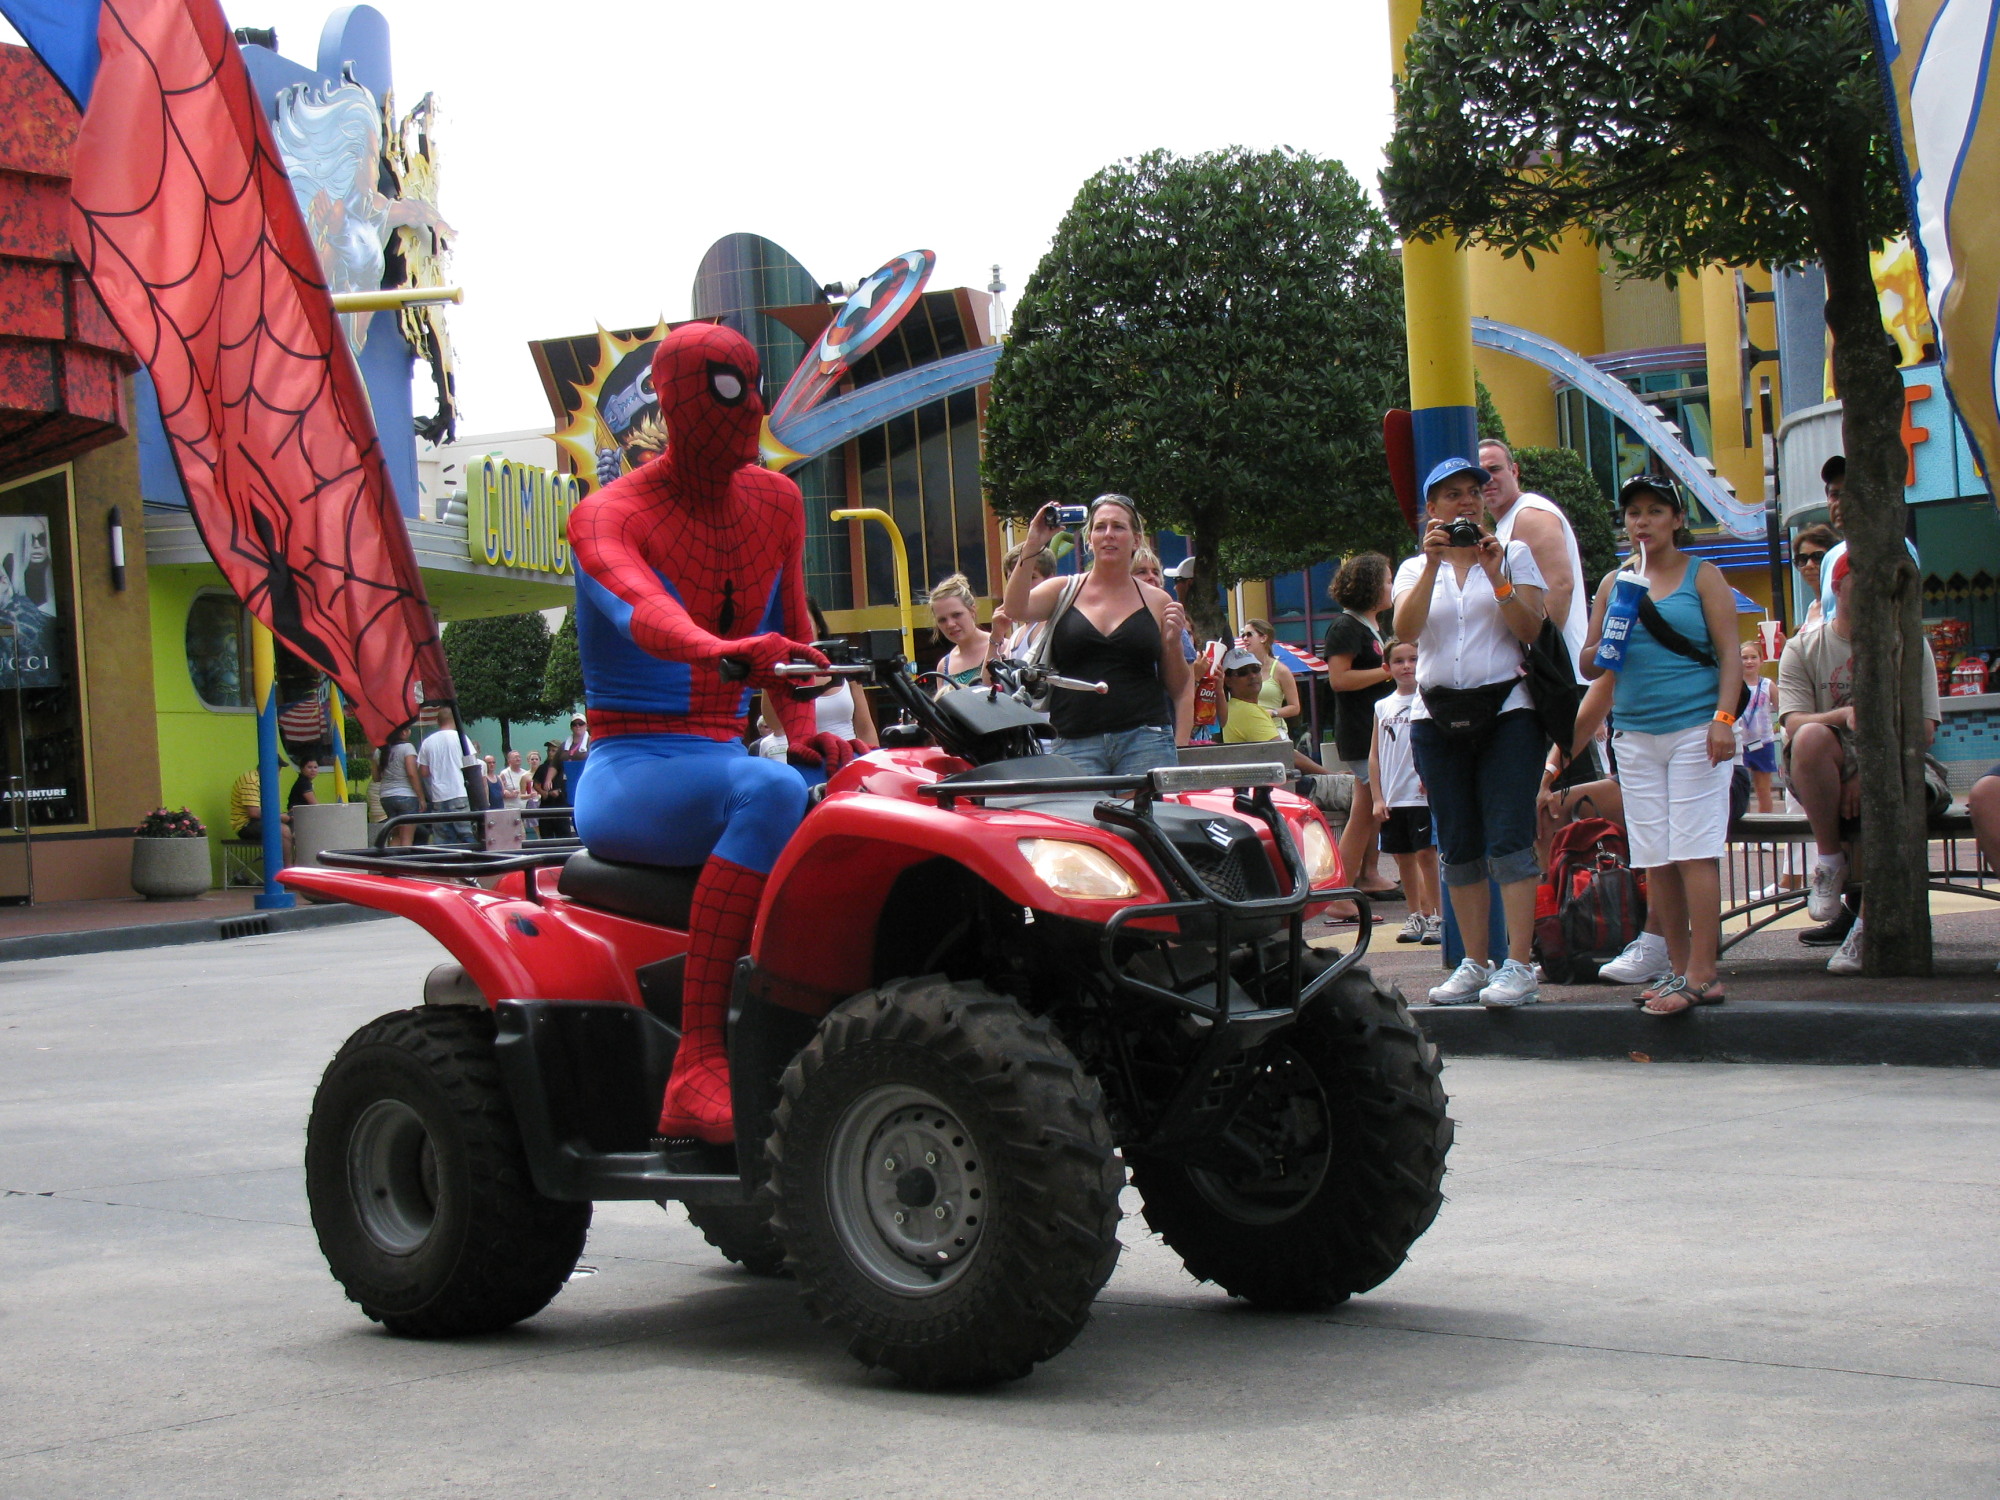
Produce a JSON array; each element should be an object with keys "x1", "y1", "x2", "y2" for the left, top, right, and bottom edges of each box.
[{"x1": 657, "y1": 855, "x2": 765, "y2": 1144}]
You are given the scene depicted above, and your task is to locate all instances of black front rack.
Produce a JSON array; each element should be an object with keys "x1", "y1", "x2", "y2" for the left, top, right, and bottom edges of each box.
[{"x1": 310, "y1": 808, "x2": 582, "y2": 902}]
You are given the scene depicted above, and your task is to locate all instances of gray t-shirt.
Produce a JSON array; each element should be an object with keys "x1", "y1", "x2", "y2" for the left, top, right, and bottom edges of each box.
[
  {"x1": 377, "y1": 741, "x2": 418, "y2": 797},
  {"x1": 1776, "y1": 622, "x2": 1940, "y2": 727}
]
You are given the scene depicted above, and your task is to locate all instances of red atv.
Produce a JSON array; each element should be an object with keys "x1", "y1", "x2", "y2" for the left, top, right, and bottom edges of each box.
[{"x1": 293, "y1": 638, "x2": 1451, "y2": 1387}]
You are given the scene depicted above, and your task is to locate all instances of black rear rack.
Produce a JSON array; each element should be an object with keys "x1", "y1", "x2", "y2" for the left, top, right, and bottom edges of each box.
[{"x1": 307, "y1": 808, "x2": 582, "y2": 901}]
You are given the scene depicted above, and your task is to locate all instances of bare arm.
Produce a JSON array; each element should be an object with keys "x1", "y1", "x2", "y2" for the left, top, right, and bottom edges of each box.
[
  {"x1": 1273, "y1": 662, "x2": 1301, "y2": 719},
  {"x1": 1511, "y1": 507, "x2": 1574, "y2": 635},
  {"x1": 1369, "y1": 716, "x2": 1387, "y2": 819},
  {"x1": 1694, "y1": 563, "x2": 1744, "y2": 765},
  {"x1": 851, "y1": 685, "x2": 878, "y2": 747},
  {"x1": 1146, "y1": 584, "x2": 1191, "y2": 698},
  {"x1": 1002, "y1": 505, "x2": 1064, "y2": 623},
  {"x1": 1578, "y1": 572, "x2": 1616, "y2": 680}
]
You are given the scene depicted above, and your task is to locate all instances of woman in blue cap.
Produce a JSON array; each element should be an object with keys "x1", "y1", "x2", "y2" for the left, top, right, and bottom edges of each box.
[{"x1": 1392, "y1": 456, "x2": 1550, "y2": 1008}]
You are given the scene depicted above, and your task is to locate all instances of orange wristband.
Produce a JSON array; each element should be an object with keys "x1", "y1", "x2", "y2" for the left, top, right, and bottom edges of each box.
[
  {"x1": 1491, "y1": 578, "x2": 1515, "y2": 600},
  {"x1": 1713, "y1": 710, "x2": 1737, "y2": 725}
]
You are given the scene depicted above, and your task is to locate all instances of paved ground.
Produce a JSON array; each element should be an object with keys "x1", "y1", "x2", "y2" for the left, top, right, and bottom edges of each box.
[{"x1": 3, "y1": 925, "x2": 1997, "y2": 1499}]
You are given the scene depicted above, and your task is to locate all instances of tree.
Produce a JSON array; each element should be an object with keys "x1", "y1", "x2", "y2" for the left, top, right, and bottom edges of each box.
[
  {"x1": 442, "y1": 612, "x2": 552, "y2": 753},
  {"x1": 1382, "y1": 2, "x2": 1928, "y2": 975},
  {"x1": 543, "y1": 606, "x2": 583, "y2": 718},
  {"x1": 1515, "y1": 446, "x2": 1622, "y2": 587},
  {"x1": 984, "y1": 147, "x2": 1409, "y2": 642}
]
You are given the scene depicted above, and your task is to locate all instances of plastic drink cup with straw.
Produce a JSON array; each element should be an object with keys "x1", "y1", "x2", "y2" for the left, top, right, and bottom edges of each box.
[{"x1": 1592, "y1": 542, "x2": 1649, "y2": 672}]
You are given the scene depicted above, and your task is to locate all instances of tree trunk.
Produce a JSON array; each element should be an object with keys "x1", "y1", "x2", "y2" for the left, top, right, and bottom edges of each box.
[
  {"x1": 498, "y1": 718, "x2": 512, "y2": 755},
  {"x1": 1820, "y1": 224, "x2": 1933, "y2": 976},
  {"x1": 1187, "y1": 513, "x2": 1231, "y2": 647}
]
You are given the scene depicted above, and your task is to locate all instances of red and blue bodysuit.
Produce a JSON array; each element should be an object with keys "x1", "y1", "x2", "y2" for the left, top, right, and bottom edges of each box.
[{"x1": 568, "y1": 322, "x2": 855, "y2": 1143}]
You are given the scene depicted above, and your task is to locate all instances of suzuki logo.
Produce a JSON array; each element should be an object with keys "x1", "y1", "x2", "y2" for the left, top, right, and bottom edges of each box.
[{"x1": 1202, "y1": 819, "x2": 1235, "y2": 849}]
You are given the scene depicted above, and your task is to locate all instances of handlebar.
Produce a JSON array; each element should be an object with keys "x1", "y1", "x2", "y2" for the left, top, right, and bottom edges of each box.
[
  {"x1": 1036, "y1": 672, "x2": 1109, "y2": 695},
  {"x1": 716, "y1": 657, "x2": 875, "y2": 684}
]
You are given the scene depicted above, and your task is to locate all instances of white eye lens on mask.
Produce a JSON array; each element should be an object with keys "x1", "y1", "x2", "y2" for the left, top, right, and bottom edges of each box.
[{"x1": 711, "y1": 371, "x2": 743, "y2": 401}]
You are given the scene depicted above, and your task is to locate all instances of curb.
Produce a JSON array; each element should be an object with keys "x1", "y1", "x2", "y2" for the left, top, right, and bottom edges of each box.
[
  {"x1": 0, "y1": 902, "x2": 393, "y2": 964},
  {"x1": 1403, "y1": 996, "x2": 2000, "y2": 1068}
]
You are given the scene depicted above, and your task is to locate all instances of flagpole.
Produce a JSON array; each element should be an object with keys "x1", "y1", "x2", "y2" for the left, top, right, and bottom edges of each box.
[
  {"x1": 328, "y1": 682, "x2": 350, "y2": 804},
  {"x1": 251, "y1": 620, "x2": 295, "y2": 911}
]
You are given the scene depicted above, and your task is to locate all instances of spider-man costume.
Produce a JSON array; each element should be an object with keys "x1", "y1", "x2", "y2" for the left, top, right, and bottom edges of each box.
[{"x1": 569, "y1": 322, "x2": 861, "y2": 1144}]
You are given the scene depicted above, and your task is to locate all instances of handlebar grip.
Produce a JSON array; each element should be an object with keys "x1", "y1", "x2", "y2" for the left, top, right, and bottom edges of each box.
[
  {"x1": 771, "y1": 662, "x2": 873, "y2": 678},
  {"x1": 1045, "y1": 674, "x2": 1110, "y2": 695},
  {"x1": 718, "y1": 657, "x2": 750, "y2": 683}
]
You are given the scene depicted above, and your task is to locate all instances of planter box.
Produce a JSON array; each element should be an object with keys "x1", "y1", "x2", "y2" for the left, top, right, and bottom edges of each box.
[{"x1": 130, "y1": 837, "x2": 212, "y2": 900}]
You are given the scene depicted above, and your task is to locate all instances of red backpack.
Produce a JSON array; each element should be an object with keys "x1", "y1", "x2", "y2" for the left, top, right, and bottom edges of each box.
[{"x1": 1533, "y1": 817, "x2": 1647, "y2": 985}]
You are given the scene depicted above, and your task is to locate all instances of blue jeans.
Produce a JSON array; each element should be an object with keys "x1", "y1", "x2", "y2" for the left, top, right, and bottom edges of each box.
[
  {"x1": 426, "y1": 796, "x2": 472, "y2": 847},
  {"x1": 1050, "y1": 724, "x2": 1178, "y2": 777},
  {"x1": 1410, "y1": 709, "x2": 1543, "y2": 888}
]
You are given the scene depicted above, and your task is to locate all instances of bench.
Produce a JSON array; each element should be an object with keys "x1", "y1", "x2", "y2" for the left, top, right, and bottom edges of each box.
[
  {"x1": 1718, "y1": 804, "x2": 1996, "y2": 952},
  {"x1": 220, "y1": 839, "x2": 263, "y2": 889}
]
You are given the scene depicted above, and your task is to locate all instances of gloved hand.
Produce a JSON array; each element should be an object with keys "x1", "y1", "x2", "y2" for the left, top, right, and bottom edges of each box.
[
  {"x1": 715, "y1": 633, "x2": 828, "y2": 693},
  {"x1": 790, "y1": 731, "x2": 858, "y2": 773}
]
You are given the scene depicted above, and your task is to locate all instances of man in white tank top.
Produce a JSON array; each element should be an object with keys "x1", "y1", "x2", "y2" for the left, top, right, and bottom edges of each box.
[{"x1": 1480, "y1": 439, "x2": 1588, "y2": 682}]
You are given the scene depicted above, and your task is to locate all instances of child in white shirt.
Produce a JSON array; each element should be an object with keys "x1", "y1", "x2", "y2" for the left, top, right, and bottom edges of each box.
[{"x1": 1370, "y1": 638, "x2": 1441, "y2": 944}]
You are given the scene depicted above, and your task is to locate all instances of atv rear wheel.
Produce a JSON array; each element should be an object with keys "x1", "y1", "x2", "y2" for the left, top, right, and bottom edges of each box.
[
  {"x1": 306, "y1": 1007, "x2": 591, "y2": 1336},
  {"x1": 766, "y1": 977, "x2": 1123, "y2": 1387},
  {"x1": 1130, "y1": 961, "x2": 1450, "y2": 1310}
]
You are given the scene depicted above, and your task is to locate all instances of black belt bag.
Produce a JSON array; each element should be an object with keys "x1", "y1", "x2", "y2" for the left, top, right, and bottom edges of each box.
[{"x1": 1422, "y1": 678, "x2": 1520, "y2": 742}]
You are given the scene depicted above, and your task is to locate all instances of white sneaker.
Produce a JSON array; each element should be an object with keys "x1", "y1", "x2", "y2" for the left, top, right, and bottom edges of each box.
[
  {"x1": 1598, "y1": 933, "x2": 1673, "y2": 985},
  {"x1": 1828, "y1": 918, "x2": 1864, "y2": 975},
  {"x1": 1807, "y1": 855, "x2": 1849, "y2": 923},
  {"x1": 1427, "y1": 958, "x2": 1492, "y2": 1006},
  {"x1": 1422, "y1": 914, "x2": 1444, "y2": 945},
  {"x1": 1481, "y1": 958, "x2": 1542, "y2": 1007},
  {"x1": 1396, "y1": 912, "x2": 1427, "y2": 944}
]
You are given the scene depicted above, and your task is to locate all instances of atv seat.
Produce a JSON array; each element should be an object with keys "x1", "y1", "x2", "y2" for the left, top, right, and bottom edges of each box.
[{"x1": 557, "y1": 852, "x2": 703, "y2": 929}]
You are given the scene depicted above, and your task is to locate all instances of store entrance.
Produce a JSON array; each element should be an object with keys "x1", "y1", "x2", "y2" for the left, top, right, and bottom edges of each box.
[{"x1": 0, "y1": 623, "x2": 33, "y2": 905}]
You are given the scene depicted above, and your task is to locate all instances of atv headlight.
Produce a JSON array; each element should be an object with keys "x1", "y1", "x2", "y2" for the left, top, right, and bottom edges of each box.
[
  {"x1": 1300, "y1": 817, "x2": 1339, "y2": 887},
  {"x1": 1019, "y1": 839, "x2": 1140, "y2": 900}
]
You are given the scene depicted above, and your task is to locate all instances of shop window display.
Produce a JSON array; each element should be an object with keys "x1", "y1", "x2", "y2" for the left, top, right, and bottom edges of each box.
[{"x1": 0, "y1": 470, "x2": 86, "y2": 827}]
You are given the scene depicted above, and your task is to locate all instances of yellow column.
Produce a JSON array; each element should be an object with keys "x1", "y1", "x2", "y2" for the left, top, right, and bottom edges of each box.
[{"x1": 1390, "y1": 0, "x2": 1477, "y2": 477}]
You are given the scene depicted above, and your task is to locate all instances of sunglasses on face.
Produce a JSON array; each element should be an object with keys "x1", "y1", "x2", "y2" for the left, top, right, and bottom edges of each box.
[{"x1": 1795, "y1": 552, "x2": 1826, "y2": 567}]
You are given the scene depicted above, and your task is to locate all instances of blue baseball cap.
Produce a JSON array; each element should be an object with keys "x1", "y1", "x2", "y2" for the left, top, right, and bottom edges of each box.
[{"x1": 1423, "y1": 456, "x2": 1486, "y2": 498}]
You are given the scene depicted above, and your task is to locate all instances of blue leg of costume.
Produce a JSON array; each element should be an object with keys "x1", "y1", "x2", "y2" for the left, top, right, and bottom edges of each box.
[{"x1": 571, "y1": 734, "x2": 811, "y2": 1144}]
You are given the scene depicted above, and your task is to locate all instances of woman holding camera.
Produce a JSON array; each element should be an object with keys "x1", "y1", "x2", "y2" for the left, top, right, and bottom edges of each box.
[
  {"x1": 1392, "y1": 457, "x2": 1549, "y2": 1008},
  {"x1": 1002, "y1": 494, "x2": 1190, "y2": 775}
]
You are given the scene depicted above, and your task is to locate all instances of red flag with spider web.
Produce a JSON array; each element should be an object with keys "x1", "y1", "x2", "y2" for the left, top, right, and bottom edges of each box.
[{"x1": 50, "y1": 0, "x2": 450, "y2": 741}]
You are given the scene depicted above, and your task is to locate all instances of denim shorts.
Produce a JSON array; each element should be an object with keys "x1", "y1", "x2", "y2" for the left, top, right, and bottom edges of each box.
[
  {"x1": 1410, "y1": 709, "x2": 1543, "y2": 888},
  {"x1": 1050, "y1": 724, "x2": 1178, "y2": 777}
]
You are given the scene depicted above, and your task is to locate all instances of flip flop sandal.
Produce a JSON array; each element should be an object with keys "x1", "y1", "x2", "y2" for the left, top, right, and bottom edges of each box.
[
  {"x1": 1632, "y1": 975, "x2": 1686, "y2": 1008},
  {"x1": 1639, "y1": 975, "x2": 1693, "y2": 1014}
]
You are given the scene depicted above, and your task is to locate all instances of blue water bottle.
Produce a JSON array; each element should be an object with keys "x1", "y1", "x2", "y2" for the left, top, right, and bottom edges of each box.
[{"x1": 1593, "y1": 567, "x2": 1650, "y2": 672}]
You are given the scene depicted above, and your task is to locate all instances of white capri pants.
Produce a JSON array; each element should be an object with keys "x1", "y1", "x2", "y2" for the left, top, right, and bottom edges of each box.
[{"x1": 1613, "y1": 723, "x2": 1733, "y2": 867}]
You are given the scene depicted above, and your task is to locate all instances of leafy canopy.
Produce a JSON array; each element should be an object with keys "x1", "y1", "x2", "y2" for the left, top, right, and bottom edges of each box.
[
  {"x1": 984, "y1": 146, "x2": 1411, "y2": 587},
  {"x1": 542, "y1": 606, "x2": 583, "y2": 717},
  {"x1": 442, "y1": 611, "x2": 553, "y2": 751},
  {"x1": 1380, "y1": 0, "x2": 1905, "y2": 273}
]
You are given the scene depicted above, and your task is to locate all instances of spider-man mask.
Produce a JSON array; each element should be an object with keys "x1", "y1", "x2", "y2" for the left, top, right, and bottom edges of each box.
[{"x1": 653, "y1": 321, "x2": 765, "y2": 483}]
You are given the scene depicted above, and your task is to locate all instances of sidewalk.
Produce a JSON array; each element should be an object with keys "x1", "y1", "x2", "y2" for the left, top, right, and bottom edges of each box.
[
  {"x1": 0, "y1": 889, "x2": 388, "y2": 963},
  {"x1": 1314, "y1": 897, "x2": 2000, "y2": 1066}
]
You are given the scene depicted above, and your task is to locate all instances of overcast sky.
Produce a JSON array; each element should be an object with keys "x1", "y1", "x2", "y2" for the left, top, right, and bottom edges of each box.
[{"x1": 12, "y1": 2, "x2": 1398, "y2": 436}]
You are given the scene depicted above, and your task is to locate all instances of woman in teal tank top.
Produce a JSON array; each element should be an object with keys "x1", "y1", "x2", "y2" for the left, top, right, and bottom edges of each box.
[{"x1": 1580, "y1": 476, "x2": 1744, "y2": 1015}]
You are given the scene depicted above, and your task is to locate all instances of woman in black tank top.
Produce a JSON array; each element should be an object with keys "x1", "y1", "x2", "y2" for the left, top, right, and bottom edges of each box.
[{"x1": 998, "y1": 494, "x2": 1190, "y2": 775}]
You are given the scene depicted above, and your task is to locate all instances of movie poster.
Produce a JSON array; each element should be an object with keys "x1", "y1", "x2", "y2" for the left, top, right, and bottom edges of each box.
[{"x1": 0, "y1": 515, "x2": 61, "y2": 688}]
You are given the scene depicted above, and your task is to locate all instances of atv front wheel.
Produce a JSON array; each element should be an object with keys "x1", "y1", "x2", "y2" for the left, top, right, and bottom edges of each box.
[
  {"x1": 306, "y1": 1007, "x2": 591, "y2": 1336},
  {"x1": 1130, "y1": 961, "x2": 1451, "y2": 1309},
  {"x1": 766, "y1": 977, "x2": 1123, "y2": 1387}
]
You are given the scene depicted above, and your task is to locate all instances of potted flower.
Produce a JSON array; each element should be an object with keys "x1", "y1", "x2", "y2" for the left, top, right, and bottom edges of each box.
[{"x1": 131, "y1": 807, "x2": 211, "y2": 900}]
